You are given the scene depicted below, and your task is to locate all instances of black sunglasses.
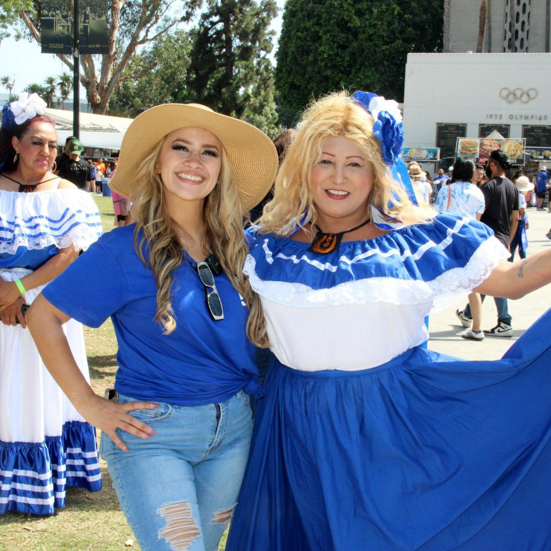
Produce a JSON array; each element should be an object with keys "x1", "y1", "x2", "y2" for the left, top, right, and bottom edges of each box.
[{"x1": 196, "y1": 261, "x2": 224, "y2": 321}]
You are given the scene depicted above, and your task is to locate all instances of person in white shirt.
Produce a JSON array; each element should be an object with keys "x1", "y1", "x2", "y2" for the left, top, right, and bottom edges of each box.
[
  {"x1": 435, "y1": 158, "x2": 486, "y2": 340},
  {"x1": 408, "y1": 163, "x2": 432, "y2": 205}
]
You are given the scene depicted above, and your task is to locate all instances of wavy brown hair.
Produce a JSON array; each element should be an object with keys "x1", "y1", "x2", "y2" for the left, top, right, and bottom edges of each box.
[{"x1": 131, "y1": 135, "x2": 267, "y2": 346}]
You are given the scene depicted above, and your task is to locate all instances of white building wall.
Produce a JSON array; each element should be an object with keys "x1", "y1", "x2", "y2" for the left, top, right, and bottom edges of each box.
[
  {"x1": 403, "y1": 52, "x2": 551, "y2": 152},
  {"x1": 530, "y1": 1, "x2": 548, "y2": 51}
]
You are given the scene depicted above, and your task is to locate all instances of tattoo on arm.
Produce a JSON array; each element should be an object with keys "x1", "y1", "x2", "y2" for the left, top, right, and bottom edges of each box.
[{"x1": 518, "y1": 259, "x2": 528, "y2": 278}]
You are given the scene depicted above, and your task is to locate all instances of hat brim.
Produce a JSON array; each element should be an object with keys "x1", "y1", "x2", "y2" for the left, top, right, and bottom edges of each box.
[
  {"x1": 109, "y1": 103, "x2": 278, "y2": 211},
  {"x1": 516, "y1": 181, "x2": 534, "y2": 192}
]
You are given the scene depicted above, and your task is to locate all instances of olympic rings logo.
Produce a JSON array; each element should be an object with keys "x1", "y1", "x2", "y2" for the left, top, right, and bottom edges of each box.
[{"x1": 500, "y1": 88, "x2": 538, "y2": 104}]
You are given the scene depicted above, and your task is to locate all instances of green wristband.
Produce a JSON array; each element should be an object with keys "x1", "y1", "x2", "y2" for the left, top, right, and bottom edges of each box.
[{"x1": 14, "y1": 279, "x2": 26, "y2": 295}]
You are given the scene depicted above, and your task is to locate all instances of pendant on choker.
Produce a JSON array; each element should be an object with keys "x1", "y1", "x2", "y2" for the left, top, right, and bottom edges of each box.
[
  {"x1": 308, "y1": 230, "x2": 343, "y2": 254},
  {"x1": 307, "y1": 218, "x2": 371, "y2": 255}
]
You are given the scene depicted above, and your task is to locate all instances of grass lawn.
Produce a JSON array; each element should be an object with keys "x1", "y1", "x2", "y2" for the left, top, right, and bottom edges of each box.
[{"x1": 0, "y1": 196, "x2": 230, "y2": 550}]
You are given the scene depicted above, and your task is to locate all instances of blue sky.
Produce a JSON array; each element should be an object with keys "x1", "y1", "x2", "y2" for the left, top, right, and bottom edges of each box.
[{"x1": 0, "y1": 0, "x2": 285, "y2": 98}]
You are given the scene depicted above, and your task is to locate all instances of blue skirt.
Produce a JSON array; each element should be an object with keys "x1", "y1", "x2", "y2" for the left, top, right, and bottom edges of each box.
[{"x1": 227, "y1": 309, "x2": 551, "y2": 551}]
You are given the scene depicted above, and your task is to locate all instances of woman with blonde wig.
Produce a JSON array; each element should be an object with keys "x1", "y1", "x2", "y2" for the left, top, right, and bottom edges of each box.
[
  {"x1": 226, "y1": 91, "x2": 551, "y2": 550},
  {"x1": 27, "y1": 103, "x2": 278, "y2": 551}
]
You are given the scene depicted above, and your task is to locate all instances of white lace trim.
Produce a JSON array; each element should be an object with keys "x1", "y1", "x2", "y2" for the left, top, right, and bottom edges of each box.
[
  {"x1": 429, "y1": 236, "x2": 510, "y2": 312},
  {"x1": 244, "y1": 236, "x2": 509, "y2": 309},
  {"x1": 0, "y1": 228, "x2": 101, "y2": 254},
  {"x1": 0, "y1": 189, "x2": 101, "y2": 253}
]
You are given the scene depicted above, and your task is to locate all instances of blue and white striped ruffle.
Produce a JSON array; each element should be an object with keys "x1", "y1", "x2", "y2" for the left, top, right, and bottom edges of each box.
[
  {"x1": 244, "y1": 213, "x2": 510, "y2": 310},
  {"x1": 0, "y1": 189, "x2": 102, "y2": 255},
  {"x1": 0, "y1": 421, "x2": 101, "y2": 516}
]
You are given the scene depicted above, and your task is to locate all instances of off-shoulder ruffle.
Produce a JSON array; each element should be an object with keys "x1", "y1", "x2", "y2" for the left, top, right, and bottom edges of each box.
[
  {"x1": 0, "y1": 189, "x2": 102, "y2": 253},
  {"x1": 244, "y1": 213, "x2": 510, "y2": 310}
]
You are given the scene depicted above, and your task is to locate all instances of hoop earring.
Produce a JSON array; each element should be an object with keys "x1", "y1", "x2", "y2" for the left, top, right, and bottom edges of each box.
[
  {"x1": 13, "y1": 152, "x2": 18, "y2": 164},
  {"x1": 51, "y1": 161, "x2": 57, "y2": 172}
]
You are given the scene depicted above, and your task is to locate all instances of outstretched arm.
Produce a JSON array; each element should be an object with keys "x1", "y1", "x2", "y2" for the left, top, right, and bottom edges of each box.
[{"x1": 475, "y1": 250, "x2": 551, "y2": 300}]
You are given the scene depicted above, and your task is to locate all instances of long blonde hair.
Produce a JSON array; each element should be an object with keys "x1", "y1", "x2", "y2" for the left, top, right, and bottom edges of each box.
[
  {"x1": 247, "y1": 92, "x2": 434, "y2": 346},
  {"x1": 131, "y1": 134, "x2": 266, "y2": 346},
  {"x1": 258, "y1": 91, "x2": 433, "y2": 235}
]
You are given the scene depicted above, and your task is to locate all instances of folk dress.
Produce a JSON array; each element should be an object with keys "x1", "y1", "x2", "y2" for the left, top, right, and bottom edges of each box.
[
  {"x1": 226, "y1": 212, "x2": 551, "y2": 551},
  {"x1": 0, "y1": 187, "x2": 102, "y2": 515}
]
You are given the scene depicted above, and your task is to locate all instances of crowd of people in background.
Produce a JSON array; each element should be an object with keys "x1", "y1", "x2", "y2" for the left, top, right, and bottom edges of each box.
[{"x1": 407, "y1": 153, "x2": 550, "y2": 342}]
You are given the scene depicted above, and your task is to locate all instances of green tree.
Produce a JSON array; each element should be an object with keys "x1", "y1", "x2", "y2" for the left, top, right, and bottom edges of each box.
[
  {"x1": 20, "y1": 74, "x2": 73, "y2": 107},
  {"x1": 0, "y1": 75, "x2": 16, "y2": 99},
  {"x1": 0, "y1": 0, "x2": 32, "y2": 40},
  {"x1": 23, "y1": 82, "x2": 47, "y2": 97},
  {"x1": 3, "y1": 0, "x2": 201, "y2": 114},
  {"x1": 185, "y1": 0, "x2": 279, "y2": 136},
  {"x1": 109, "y1": 30, "x2": 192, "y2": 117},
  {"x1": 56, "y1": 72, "x2": 72, "y2": 107},
  {"x1": 43, "y1": 75, "x2": 57, "y2": 106},
  {"x1": 275, "y1": 0, "x2": 444, "y2": 111}
]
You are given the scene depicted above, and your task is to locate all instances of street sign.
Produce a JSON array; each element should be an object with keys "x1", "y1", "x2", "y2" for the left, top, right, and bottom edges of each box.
[{"x1": 41, "y1": 0, "x2": 109, "y2": 55}]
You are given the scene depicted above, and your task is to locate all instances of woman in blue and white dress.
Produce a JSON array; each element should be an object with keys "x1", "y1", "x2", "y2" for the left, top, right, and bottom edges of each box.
[
  {"x1": 0, "y1": 96, "x2": 102, "y2": 515},
  {"x1": 226, "y1": 92, "x2": 551, "y2": 551}
]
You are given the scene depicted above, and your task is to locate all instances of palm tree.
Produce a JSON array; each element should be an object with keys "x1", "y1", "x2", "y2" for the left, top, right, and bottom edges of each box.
[
  {"x1": 43, "y1": 76, "x2": 57, "y2": 107},
  {"x1": 56, "y1": 73, "x2": 73, "y2": 108},
  {"x1": 1, "y1": 75, "x2": 15, "y2": 98},
  {"x1": 24, "y1": 83, "x2": 48, "y2": 97}
]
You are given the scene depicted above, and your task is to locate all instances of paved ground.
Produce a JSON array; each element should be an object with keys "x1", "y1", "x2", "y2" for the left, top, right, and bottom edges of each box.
[{"x1": 428, "y1": 208, "x2": 551, "y2": 361}]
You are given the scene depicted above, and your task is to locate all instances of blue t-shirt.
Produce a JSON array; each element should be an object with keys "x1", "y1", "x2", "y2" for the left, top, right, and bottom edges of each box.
[
  {"x1": 536, "y1": 170, "x2": 549, "y2": 192},
  {"x1": 43, "y1": 224, "x2": 260, "y2": 406}
]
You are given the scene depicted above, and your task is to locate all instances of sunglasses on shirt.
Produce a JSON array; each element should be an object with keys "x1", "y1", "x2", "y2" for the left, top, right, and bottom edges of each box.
[{"x1": 196, "y1": 261, "x2": 224, "y2": 321}]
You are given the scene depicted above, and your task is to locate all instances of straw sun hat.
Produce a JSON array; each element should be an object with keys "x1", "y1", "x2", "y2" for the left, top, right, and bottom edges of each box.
[
  {"x1": 109, "y1": 103, "x2": 278, "y2": 211},
  {"x1": 515, "y1": 176, "x2": 534, "y2": 192},
  {"x1": 408, "y1": 164, "x2": 424, "y2": 178}
]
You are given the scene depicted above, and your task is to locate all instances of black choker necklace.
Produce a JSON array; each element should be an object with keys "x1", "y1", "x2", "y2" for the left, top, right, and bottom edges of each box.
[
  {"x1": 308, "y1": 217, "x2": 371, "y2": 254},
  {"x1": 1, "y1": 173, "x2": 58, "y2": 193}
]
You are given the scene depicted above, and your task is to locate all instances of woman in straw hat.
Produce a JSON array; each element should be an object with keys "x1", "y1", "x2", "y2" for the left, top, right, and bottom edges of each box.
[
  {"x1": 27, "y1": 103, "x2": 278, "y2": 551},
  {"x1": 226, "y1": 91, "x2": 551, "y2": 551}
]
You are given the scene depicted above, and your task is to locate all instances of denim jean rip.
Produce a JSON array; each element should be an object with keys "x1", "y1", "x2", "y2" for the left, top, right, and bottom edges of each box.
[
  {"x1": 157, "y1": 501, "x2": 201, "y2": 551},
  {"x1": 210, "y1": 503, "x2": 236, "y2": 525}
]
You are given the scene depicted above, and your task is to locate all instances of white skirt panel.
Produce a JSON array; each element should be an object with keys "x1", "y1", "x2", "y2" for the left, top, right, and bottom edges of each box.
[{"x1": 0, "y1": 267, "x2": 90, "y2": 443}]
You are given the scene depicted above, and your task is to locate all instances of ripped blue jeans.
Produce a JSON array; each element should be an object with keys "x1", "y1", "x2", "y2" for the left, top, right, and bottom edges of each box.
[{"x1": 100, "y1": 391, "x2": 252, "y2": 551}]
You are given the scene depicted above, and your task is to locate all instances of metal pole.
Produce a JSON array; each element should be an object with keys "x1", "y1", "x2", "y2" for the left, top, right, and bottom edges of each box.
[
  {"x1": 546, "y1": 0, "x2": 550, "y2": 53},
  {"x1": 73, "y1": 0, "x2": 79, "y2": 139}
]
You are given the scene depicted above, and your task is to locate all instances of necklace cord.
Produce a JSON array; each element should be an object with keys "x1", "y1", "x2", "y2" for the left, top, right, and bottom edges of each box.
[
  {"x1": 1, "y1": 173, "x2": 59, "y2": 192},
  {"x1": 313, "y1": 217, "x2": 371, "y2": 236}
]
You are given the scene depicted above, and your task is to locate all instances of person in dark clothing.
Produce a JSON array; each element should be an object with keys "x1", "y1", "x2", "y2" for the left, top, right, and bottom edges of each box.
[
  {"x1": 457, "y1": 149, "x2": 519, "y2": 337},
  {"x1": 57, "y1": 139, "x2": 93, "y2": 191},
  {"x1": 55, "y1": 135, "x2": 76, "y2": 175}
]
